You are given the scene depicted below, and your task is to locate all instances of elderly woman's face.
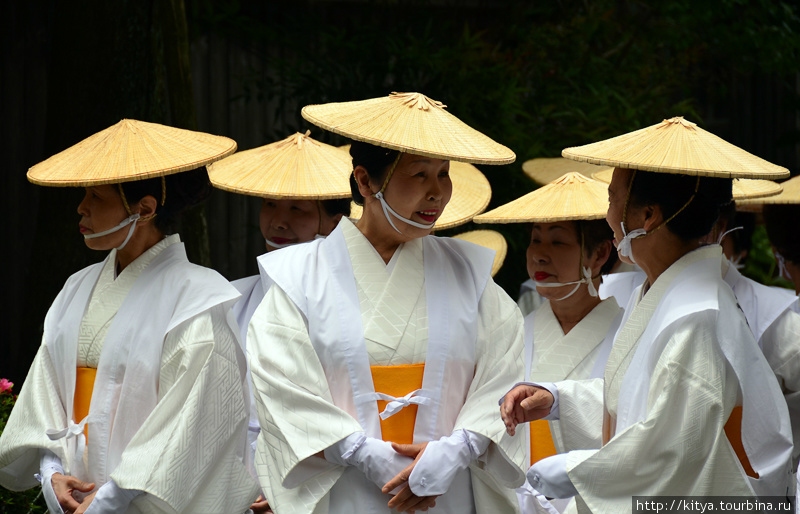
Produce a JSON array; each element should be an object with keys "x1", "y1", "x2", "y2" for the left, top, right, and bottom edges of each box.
[
  {"x1": 260, "y1": 199, "x2": 330, "y2": 251},
  {"x1": 526, "y1": 221, "x2": 585, "y2": 300},
  {"x1": 77, "y1": 185, "x2": 131, "y2": 250},
  {"x1": 377, "y1": 153, "x2": 453, "y2": 237}
]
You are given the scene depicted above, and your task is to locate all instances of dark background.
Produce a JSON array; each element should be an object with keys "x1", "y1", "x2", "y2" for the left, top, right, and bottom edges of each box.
[{"x1": 3, "y1": 0, "x2": 799, "y2": 385}]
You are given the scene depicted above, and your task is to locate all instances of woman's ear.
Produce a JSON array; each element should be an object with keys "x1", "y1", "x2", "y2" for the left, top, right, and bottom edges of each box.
[
  {"x1": 590, "y1": 240, "x2": 613, "y2": 276},
  {"x1": 135, "y1": 195, "x2": 158, "y2": 220},
  {"x1": 353, "y1": 165, "x2": 376, "y2": 200},
  {"x1": 641, "y1": 204, "x2": 663, "y2": 232}
]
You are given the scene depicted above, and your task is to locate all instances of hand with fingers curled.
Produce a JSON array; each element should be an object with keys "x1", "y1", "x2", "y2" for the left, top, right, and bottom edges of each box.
[
  {"x1": 500, "y1": 384, "x2": 555, "y2": 436},
  {"x1": 50, "y1": 473, "x2": 96, "y2": 513},
  {"x1": 251, "y1": 494, "x2": 273, "y2": 513},
  {"x1": 382, "y1": 443, "x2": 439, "y2": 512}
]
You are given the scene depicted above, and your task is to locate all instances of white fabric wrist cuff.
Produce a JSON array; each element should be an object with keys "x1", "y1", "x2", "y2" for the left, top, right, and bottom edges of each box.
[
  {"x1": 504, "y1": 381, "x2": 560, "y2": 420},
  {"x1": 409, "y1": 429, "x2": 486, "y2": 496},
  {"x1": 37, "y1": 451, "x2": 65, "y2": 514},
  {"x1": 527, "y1": 453, "x2": 578, "y2": 499},
  {"x1": 84, "y1": 479, "x2": 142, "y2": 513},
  {"x1": 323, "y1": 432, "x2": 367, "y2": 466}
]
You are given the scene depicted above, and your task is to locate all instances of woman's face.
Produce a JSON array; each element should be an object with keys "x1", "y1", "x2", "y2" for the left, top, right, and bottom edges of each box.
[
  {"x1": 371, "y1": 153, "x2": 453, "y2": 237},
  {"x1": 606, "y1": 167, "x2": 637, "y2": 265},
  {"x1": 77, "y1": 185, "x2": 131, "y2": 250},
  {"x1": 260, "y1": 199, "x2": 339, "y2": 251},
  {"x1": 526, "y1": 221, "x2": 585, "y2": 300}
]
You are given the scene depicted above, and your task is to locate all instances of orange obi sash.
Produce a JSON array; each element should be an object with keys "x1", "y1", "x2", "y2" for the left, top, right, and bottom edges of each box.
[
  {"x1": 724, "y1": 406, "x2": 758, "y2": 478},
  {"x1": 370, "y1": 363, "x2": 425, "y2": 445},
  {"x1": 74, "y1": 367, "x2": 97, "y2": 442},
  {"x1": 529, "y1": 420, "x2": 557, "y2": 466}
]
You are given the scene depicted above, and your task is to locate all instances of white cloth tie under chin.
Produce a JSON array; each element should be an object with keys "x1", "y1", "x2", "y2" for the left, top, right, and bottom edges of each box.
[
  {"x1": 617, "y1": 221, "x2": 646, "y2": 264},
  {"x1": 374, "y1": 191, "x2": 436, "y2": 235},
  {"x1": 776, "y1": 251, "x2": 790, "y2": 280},
  {"x1": 534, "y1": 266, "x2": 598, "y2": 301},
  {"x1": 355, "y1": 389, "x2": 432, "y2": 419},
  {"x1": 83, "y1": 213, "x2": 140, "y2": 250}
]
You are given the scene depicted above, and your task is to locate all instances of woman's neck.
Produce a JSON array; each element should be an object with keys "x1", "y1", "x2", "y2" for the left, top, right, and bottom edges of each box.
[
  {"x1": 549, "y1": 281, "x2": 602, "y2": 334},
  {"x1": 115, "y1": 228, "x2": 164, "y2": 272},
  {"x1": 634, "y1": 231, "x2": 701, "y2": 287},
  {"x1": 355, "y1": 208, "x2": 407, "y2": 264}
]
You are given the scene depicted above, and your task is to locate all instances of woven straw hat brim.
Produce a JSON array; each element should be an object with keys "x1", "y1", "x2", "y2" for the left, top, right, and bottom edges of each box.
[
  {"x1": 208, "y1": 132, "x2": 352, "y2": 200},
  {"x1": 349, "y1": 160, "x2": 491, "y2": 230},
  {"x1": 28, "y1": 119, "x2": 237, "y2": 187},
  {"x1": 738, "y1": 175, "x2": 800, "y2": 205},
  {"x1": 475, "y1": 172, "x2": 608, "y2": 224},
  {"x1": 302, "y1": 92, "x2": 515, "y2": 165},
  {"x1": 591, "y1": 167, "x2": 782, "y2": 201},
  {"x1": 522, "y1": 157, "x2": 612, "y2": 185},
  {"x1": 562, "y1": 117, "x2": 789, "y2": 180},
  {"x1": 453, "y1": 230, "x2": 507, "y2": 277}
]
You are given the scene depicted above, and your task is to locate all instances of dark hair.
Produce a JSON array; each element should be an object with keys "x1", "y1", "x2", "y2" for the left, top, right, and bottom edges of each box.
[
  {"x1": 576, "y1": 219, "x2": 618, "y2": 275},
  {"x1": 628, "y1": 170, "x2": 732, "y2": 241},
  {"x1": 349, "y1": 141, "x2": 400, "y2": 205},
  {"x1": 119, "y1": 167, "x2": 211, "y2": 234},
  {"x1": 718, "y1": 202, "x2": 755, "y2": 255},
  {"x1": 320, "y1": 198, "x2": 351, "y2": 218},
  {"x1": 763, "y1": 204, "x2": 800, "y2": 264}
]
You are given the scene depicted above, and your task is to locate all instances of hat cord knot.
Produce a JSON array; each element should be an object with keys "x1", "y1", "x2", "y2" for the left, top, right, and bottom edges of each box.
[{"x1": 390, "y1": 92, "x2": 447, "y2": 111}]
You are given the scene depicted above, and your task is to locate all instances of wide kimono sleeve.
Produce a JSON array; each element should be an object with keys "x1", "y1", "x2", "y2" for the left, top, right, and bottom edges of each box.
[
  {"x1": 247, "y1": 283, "x2": 365, "y2": 513},
  {"x1": 760, "y1": 309, "x2": 800, "y2": 465},
  {"x1": 563, "y1": 312, "x2": 751, "y2": 513},
  {"x1": 111, "y1": 304, "x2": 260, "y2": 514},
  {"x1": 0, "y1": 341, "x2": 70, "y2": 490},
  {"x1": 454, "y1": 281, "x2": 527, "y2": 509}
]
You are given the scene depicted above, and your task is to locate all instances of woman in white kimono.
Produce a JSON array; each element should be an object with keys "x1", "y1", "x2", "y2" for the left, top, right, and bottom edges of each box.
[
  {"x1": 208, "y1": 131, "x2": 353, "y2": 513},
  {"x1": 759, "y1": 175, "x2": 800, "y2": 295},
  {"x1": 247, "y1": 92, "x2": 526, "y2": 513},
  {"x1": 501, "y1": 117, "x2": 794, "y2": 512},
  {"x1": 476, "y1": 172, "x2": 622, "y2": 513},
  {"x1": 0, "y1": 120, "x2": 260, "y2": 514}
]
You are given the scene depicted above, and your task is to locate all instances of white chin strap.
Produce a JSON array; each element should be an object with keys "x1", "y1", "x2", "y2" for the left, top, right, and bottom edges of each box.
[
  {"x1": 266, "y1": 233, "x2": 326, "y2": 250},
  {"x1": 617, "y1": 221, "x2": 647, "y2": 264},
  {"x1": 83, "y1": 213, "x2": 140, "y2": 250},
  {"x1": 534, "y1": 266, "x2": 598, "y2": 301},
  {"x1": 717, "y1": 225, "x2": 742, "y2": 245},
  {"x1": 776, "y1": 252, "x2": 790, "y2": 280},
  {"x1": 374, "y1": 191, "x2": 436, "y2": 235}
]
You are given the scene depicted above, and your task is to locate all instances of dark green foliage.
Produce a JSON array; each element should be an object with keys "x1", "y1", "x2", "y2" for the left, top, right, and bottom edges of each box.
[{"x1": 187, "y1": 0, "x2": 800, "y2": 293}]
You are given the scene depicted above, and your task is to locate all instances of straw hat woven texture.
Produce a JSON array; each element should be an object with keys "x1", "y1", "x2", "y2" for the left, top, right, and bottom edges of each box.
[
  {"x1": 522, "y1": 157, "x2": 611, "y2": 185},
  {"x1": 739, "y1": 175, "x2": 800, "y2": 205},
  {"x1": 348, "y1": 160, "x2": 492, "y2": 230},
  {"x1": 453, "y1": 230, "x2": 507, "y2": 277},
  {"x1": 591, "y1": 168, "x2": 783, "y2": 201},
  {"x1": 474, "y1": 172, "x2": 608, "y2": 224},
  {"x1": 302, "y1": 92, "x2": 515, "y2": 165},
  {"x1": 28, "y1": 119, "x2": 237, "y2": 187},
  {"x1": 562, "y1": 117, "x2": 789, "y2": 180},
  {"x1": 208, "y1": 131, "x2": 352, "y2": 199}
]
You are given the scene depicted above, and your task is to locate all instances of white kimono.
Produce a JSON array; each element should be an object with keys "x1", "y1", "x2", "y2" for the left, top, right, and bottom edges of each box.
[
  {"x1": 551, "y1": 246, "x2": 793, "y2": 513},
  {"x1": 722, "y1": 259, "x2": 800, "y2": 466},
  {"x1": 518, "y1": 299, "x2": 622, "y2": 514},
  {"x1": 0, "y1": 235, "x2": 260, "y2": 513},
  {"x1": 247, "y1": 218, "x2": 525, "y2": 513}
]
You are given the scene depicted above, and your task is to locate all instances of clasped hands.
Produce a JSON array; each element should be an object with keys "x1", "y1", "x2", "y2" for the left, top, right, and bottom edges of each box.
[
  {"x1": 499, "y1": 384, "x2": 555, "y2": 436},
  {"x1": 381, "y1": 442, "x2": 438, "y2": 512}
]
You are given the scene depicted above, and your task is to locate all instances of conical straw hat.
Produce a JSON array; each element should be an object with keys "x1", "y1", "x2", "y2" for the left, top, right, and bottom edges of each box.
[
  {"x1": 475, "y1": 172, "x2": 608, "y2": 224},
  {"x1": 208, "y1": 131, "x2": 352, "y2": 199},
  {"x1": 591, "y1": 167, "x2": 783, "y2": 201},
  {"x1": 348, "y1": 159, "x2": 492, "y2": 229},
  {"x1": 562, "y1": 117, "x2": 789, "y2": 180},
  {"x1": 522, "y1": 157, "x2": 611, "y2": 185},
  {"x1": 453, "y1": 230, "x2": 507, "y2": 277},
  {"x1": 302, "y1": 92, "x2": 515, "y2": 165},
  {"x1": 738, "y1": 175, "x2": 800, "y2": 205},
  {"x1": 28, "y1": 119, "x2": 237, "y2": 187}
]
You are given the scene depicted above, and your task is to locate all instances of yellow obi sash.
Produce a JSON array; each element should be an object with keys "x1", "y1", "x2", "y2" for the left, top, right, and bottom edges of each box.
[
  {"x1": 529, "y1": 420, "x2": 557, "y2": 466},
  {"x1": 74, "y1": 367, "x2": 97, "y2": 441},
  {"x1": 370, "y1": 363, "x2": 425, "y2": 445},
  {"x1": 724, "y1": 406, "x2": 758, "y2": 479}
]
